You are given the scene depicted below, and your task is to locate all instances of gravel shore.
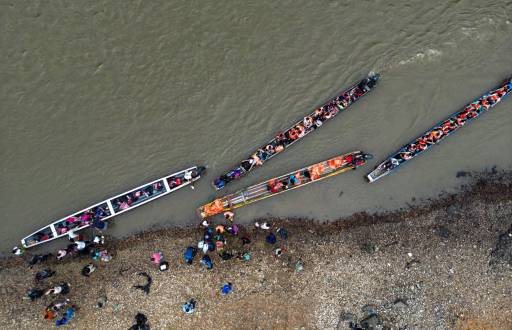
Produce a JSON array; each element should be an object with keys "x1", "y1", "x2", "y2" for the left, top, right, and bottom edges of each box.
[{"x1": 0, "y1": 171, "x2": 511, "y2": 330}]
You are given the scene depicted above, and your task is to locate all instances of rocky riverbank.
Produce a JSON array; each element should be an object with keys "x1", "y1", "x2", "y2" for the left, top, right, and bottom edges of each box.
[{"x1": 0, "y1": 171, "x2": 511, "y2": 329}]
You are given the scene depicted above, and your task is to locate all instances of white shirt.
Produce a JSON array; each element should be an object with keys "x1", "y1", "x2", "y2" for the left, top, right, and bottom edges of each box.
[
  {"x1": 68, "y1": 230, "x2": 78, "y2": 240},
  {"x1": 75, "y1": 241, "x2": 86, "y2": 250},
  {"x1": 57, "y1": 250, "x2": 67, "y2": 259}
]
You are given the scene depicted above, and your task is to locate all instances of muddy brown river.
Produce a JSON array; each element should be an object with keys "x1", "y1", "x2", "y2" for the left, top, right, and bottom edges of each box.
[{"x1": 1, "y1": 0, "x2": 511, "y2": 254}]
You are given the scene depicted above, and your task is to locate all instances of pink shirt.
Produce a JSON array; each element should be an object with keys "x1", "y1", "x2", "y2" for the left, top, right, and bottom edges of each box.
[{"x1": 151, "y1": 252, "x2": 162, "y2": 264}]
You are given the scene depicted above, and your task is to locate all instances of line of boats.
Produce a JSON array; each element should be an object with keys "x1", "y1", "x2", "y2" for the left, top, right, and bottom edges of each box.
[{"x1": 20, "y1": 74, "x2": 512, "y2": 248}]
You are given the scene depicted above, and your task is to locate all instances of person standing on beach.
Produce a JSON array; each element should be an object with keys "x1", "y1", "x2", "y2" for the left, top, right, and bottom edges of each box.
[
  {"x1": 45, "y1": 282, "x2": 71, "y2": 296},
  {"x1": 182, "y1": 299, "x2": 196, "y2": 314},
  {"x1": 200, "y1": 255, "x2": 213, "y2": 269},
  {"x1": 81, "y1": 264, "x2": 96, "y2": 277},
  {"x1": 27, "y1": 288, "x2": 44, "y2": 301},
  {"x1": 183, "y1": 247, "x2": 197, "y2": 265},
  {"x1": 224, "y1": 211, "x2": 235, "y2": 222},
  {"x1": 55, "y1": 305, "x2": 76, "y2": 327},
  {"x1": 92, "y1": 219, "x2": 107, "y2": 232},
  {"x1": 220, "y1": 282, "x2": 232, "y2": 295},
  {"x1": 12, "y1": 246, "x2": 25, "y2": 256},
  {"x1": 35, "y1": 269, "x2": 55, "y2": 282}
]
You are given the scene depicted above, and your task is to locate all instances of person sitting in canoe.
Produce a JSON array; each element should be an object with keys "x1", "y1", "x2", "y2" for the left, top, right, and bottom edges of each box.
[
  {"x1": 323, "y1": 105, "x2": 337, "y2": 119},
  {"x1": 455, "y1": 114, "x2": 466, "y2": 127},
  {"x1": 302, "y1": 168, "x2": 311, "y2": 181},
  {"x1": 252, "y1": 153, "x2": 263, "y2": 165},
  {"x1": 285, "y1": 128, "x2": 300, "y2": 141},
  {"x1": 267, "y1": 178, "x2": 282, "y2": 193},
  {"x1": 433, "y1": 128, "x2": 445, "y2": 141},
  {"x1": 441, "y1": 119, "x2": 457, "y2": 134},
  {"x1": 119, "y1": 200, "x2": 129, "y2": 210},
  {"x1": 275, "y1": 132, "x2": 287, "y2": 145},
  {"x1": 280, "y1": 178, "x2": 290, "y2": 190},
  {"x1": 56, "y1": 224, "x2": 68, "y2": 235},
  {"x1": 313, "y1": 108, "x2": 323, "y2": 120},
  {"x1": 94, "y1": 206, "x2": 107, "y2": 219},
  {"x1": 265, "y1": 144, "x2": 275, "y2": 155},
  {"x1": 289, "y1": 173, "x2": 301, "y2": 186},
  {"x1": 309, "y1": 163, "x2": 325, "y2": 180},
  {"x1": 295, "y1": 124, "x2": 306, "y2": 138},
  {"x1": 398, "y1": 152, "x2": 413, "y2": 161},
  {"x1": 327, "y1": 156, "x2": 345, "y2": 169},
  {"x1": 153, "y1": 181, "x2": 163, "y2": 191},
  {"x1": 168, "y1": 176, "x2": 182, "y2": 188},
  {"x1": 382, "y1": 157, "x2": 400, "y2": 170},
  {"x1": 256, "y1": 148, "x2": 270, "y2": 161},
  {"x1": 336, "y1": 95, "x2": 349, "y2": 108},
  {"x1": 303, "y1": 116, "x2": 313, "y2": 129},
  {"x1": 240, "y1": 158, "x2": 254, "y2": 172},
  {"x1": 240, "y1": 155, "x2": 261, "y2": 172}
]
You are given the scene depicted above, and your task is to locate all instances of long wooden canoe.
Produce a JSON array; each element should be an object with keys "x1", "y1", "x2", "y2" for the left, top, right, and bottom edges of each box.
[
  {"x1": 212, "y1": 73, "x2": 380, "y2": 190},
  {"x1": 21, "y1": 166, "x2": 206, "y2": 248},
  {"x1": 199, "y1": 151, "x2": 371, "y2": 218},
  {"x1": 367, "y1": 76, "x2": 512, "y2": 183}
]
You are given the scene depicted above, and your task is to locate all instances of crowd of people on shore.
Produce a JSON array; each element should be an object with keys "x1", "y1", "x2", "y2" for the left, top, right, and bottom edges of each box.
[
  {"x1": 14, "y1": 226, "x2": 112, "y2": 327},
  {"x1": 380, "y1": 85, "x2": 510, "y2": 172},
  {"x1": 178, "y1": 213, "x2": 289, "y2": 317},
  {"x1": 13, "y1": 208, "x2": 290, "y2": 328}
]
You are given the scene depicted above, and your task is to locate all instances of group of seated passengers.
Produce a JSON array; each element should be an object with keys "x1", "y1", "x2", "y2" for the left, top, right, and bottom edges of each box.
[
  {"x1": 29, "y1": 230, "x2": 53, "y2": 243},
  {"x1": 394, "y1": 91, "x2": 505, "y2": 163},
  {"x1": 237, "y1": 77, "x2": 378, "y2": 177},
  {"x1": 342, "y1": 81, "x2": 369, "y2": 104},
  {"x1": 57, "y1": 206, "x2": 108, "y2": 235},
  {"x1": 168, "y1": 175, "x2": 184, "y2": 189},
  {"x1": 239, "y1": 105, "x2": 343, "y2": 173},
  {"x1": 112, "y1": 182, "x2": 164, "y2": 211},
  {"x1": 30, "y1": 205, "x2": 109, "y2": 243},
  {"x1": 266, "y1": 169, "x2": 310, "y2": 193}
]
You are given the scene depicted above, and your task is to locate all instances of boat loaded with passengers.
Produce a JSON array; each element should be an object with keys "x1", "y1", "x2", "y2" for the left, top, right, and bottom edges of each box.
[
  {"x1": 212, "y1": 73, "x2": 380, "y2": 190},
  {"x1": 199, "y1": 151, "x2": 372, "y2": 218},
  {"x1": 367, "y1": 76, "x2": 512, "y2": 183},
  {"x1": 21, "y1": 166, "x2": 205, "y2": 248}
]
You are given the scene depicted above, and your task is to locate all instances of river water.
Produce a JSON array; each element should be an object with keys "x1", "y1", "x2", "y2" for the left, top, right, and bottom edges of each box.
[{"x1": 1, "y1": 0, "x2": 511, "y2": 254}]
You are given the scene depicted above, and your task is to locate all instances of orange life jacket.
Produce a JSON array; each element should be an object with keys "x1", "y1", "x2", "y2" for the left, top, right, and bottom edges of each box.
[
  {"x1": 309, "y1": 163, "x2": 325, "y2": 180},
  {"x1": 288, "y1": 129, "x2": 299, "y2": 140},
  {"x1": 327, "y1": 156, "x2": 345, "y2": 169}
]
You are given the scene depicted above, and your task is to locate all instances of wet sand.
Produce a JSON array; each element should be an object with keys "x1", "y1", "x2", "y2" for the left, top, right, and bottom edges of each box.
[{"x1": 0, "y1": 171, "x2": 511, "y2": 329}]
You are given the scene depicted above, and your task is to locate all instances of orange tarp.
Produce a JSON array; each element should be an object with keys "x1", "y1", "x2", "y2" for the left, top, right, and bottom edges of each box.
[{"x1": 202, "y1": 199, "x2": 225, "y2": 216}]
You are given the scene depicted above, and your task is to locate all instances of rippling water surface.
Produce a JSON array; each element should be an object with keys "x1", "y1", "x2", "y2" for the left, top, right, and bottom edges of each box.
[{"x1": 1, "y1": 0, "x2": 511, "y2": 253}]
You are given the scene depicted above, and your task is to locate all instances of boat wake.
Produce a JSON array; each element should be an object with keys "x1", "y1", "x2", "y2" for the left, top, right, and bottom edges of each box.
[{"x1": 398, "y1": 48, "x2": 443, "y2": 66}]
